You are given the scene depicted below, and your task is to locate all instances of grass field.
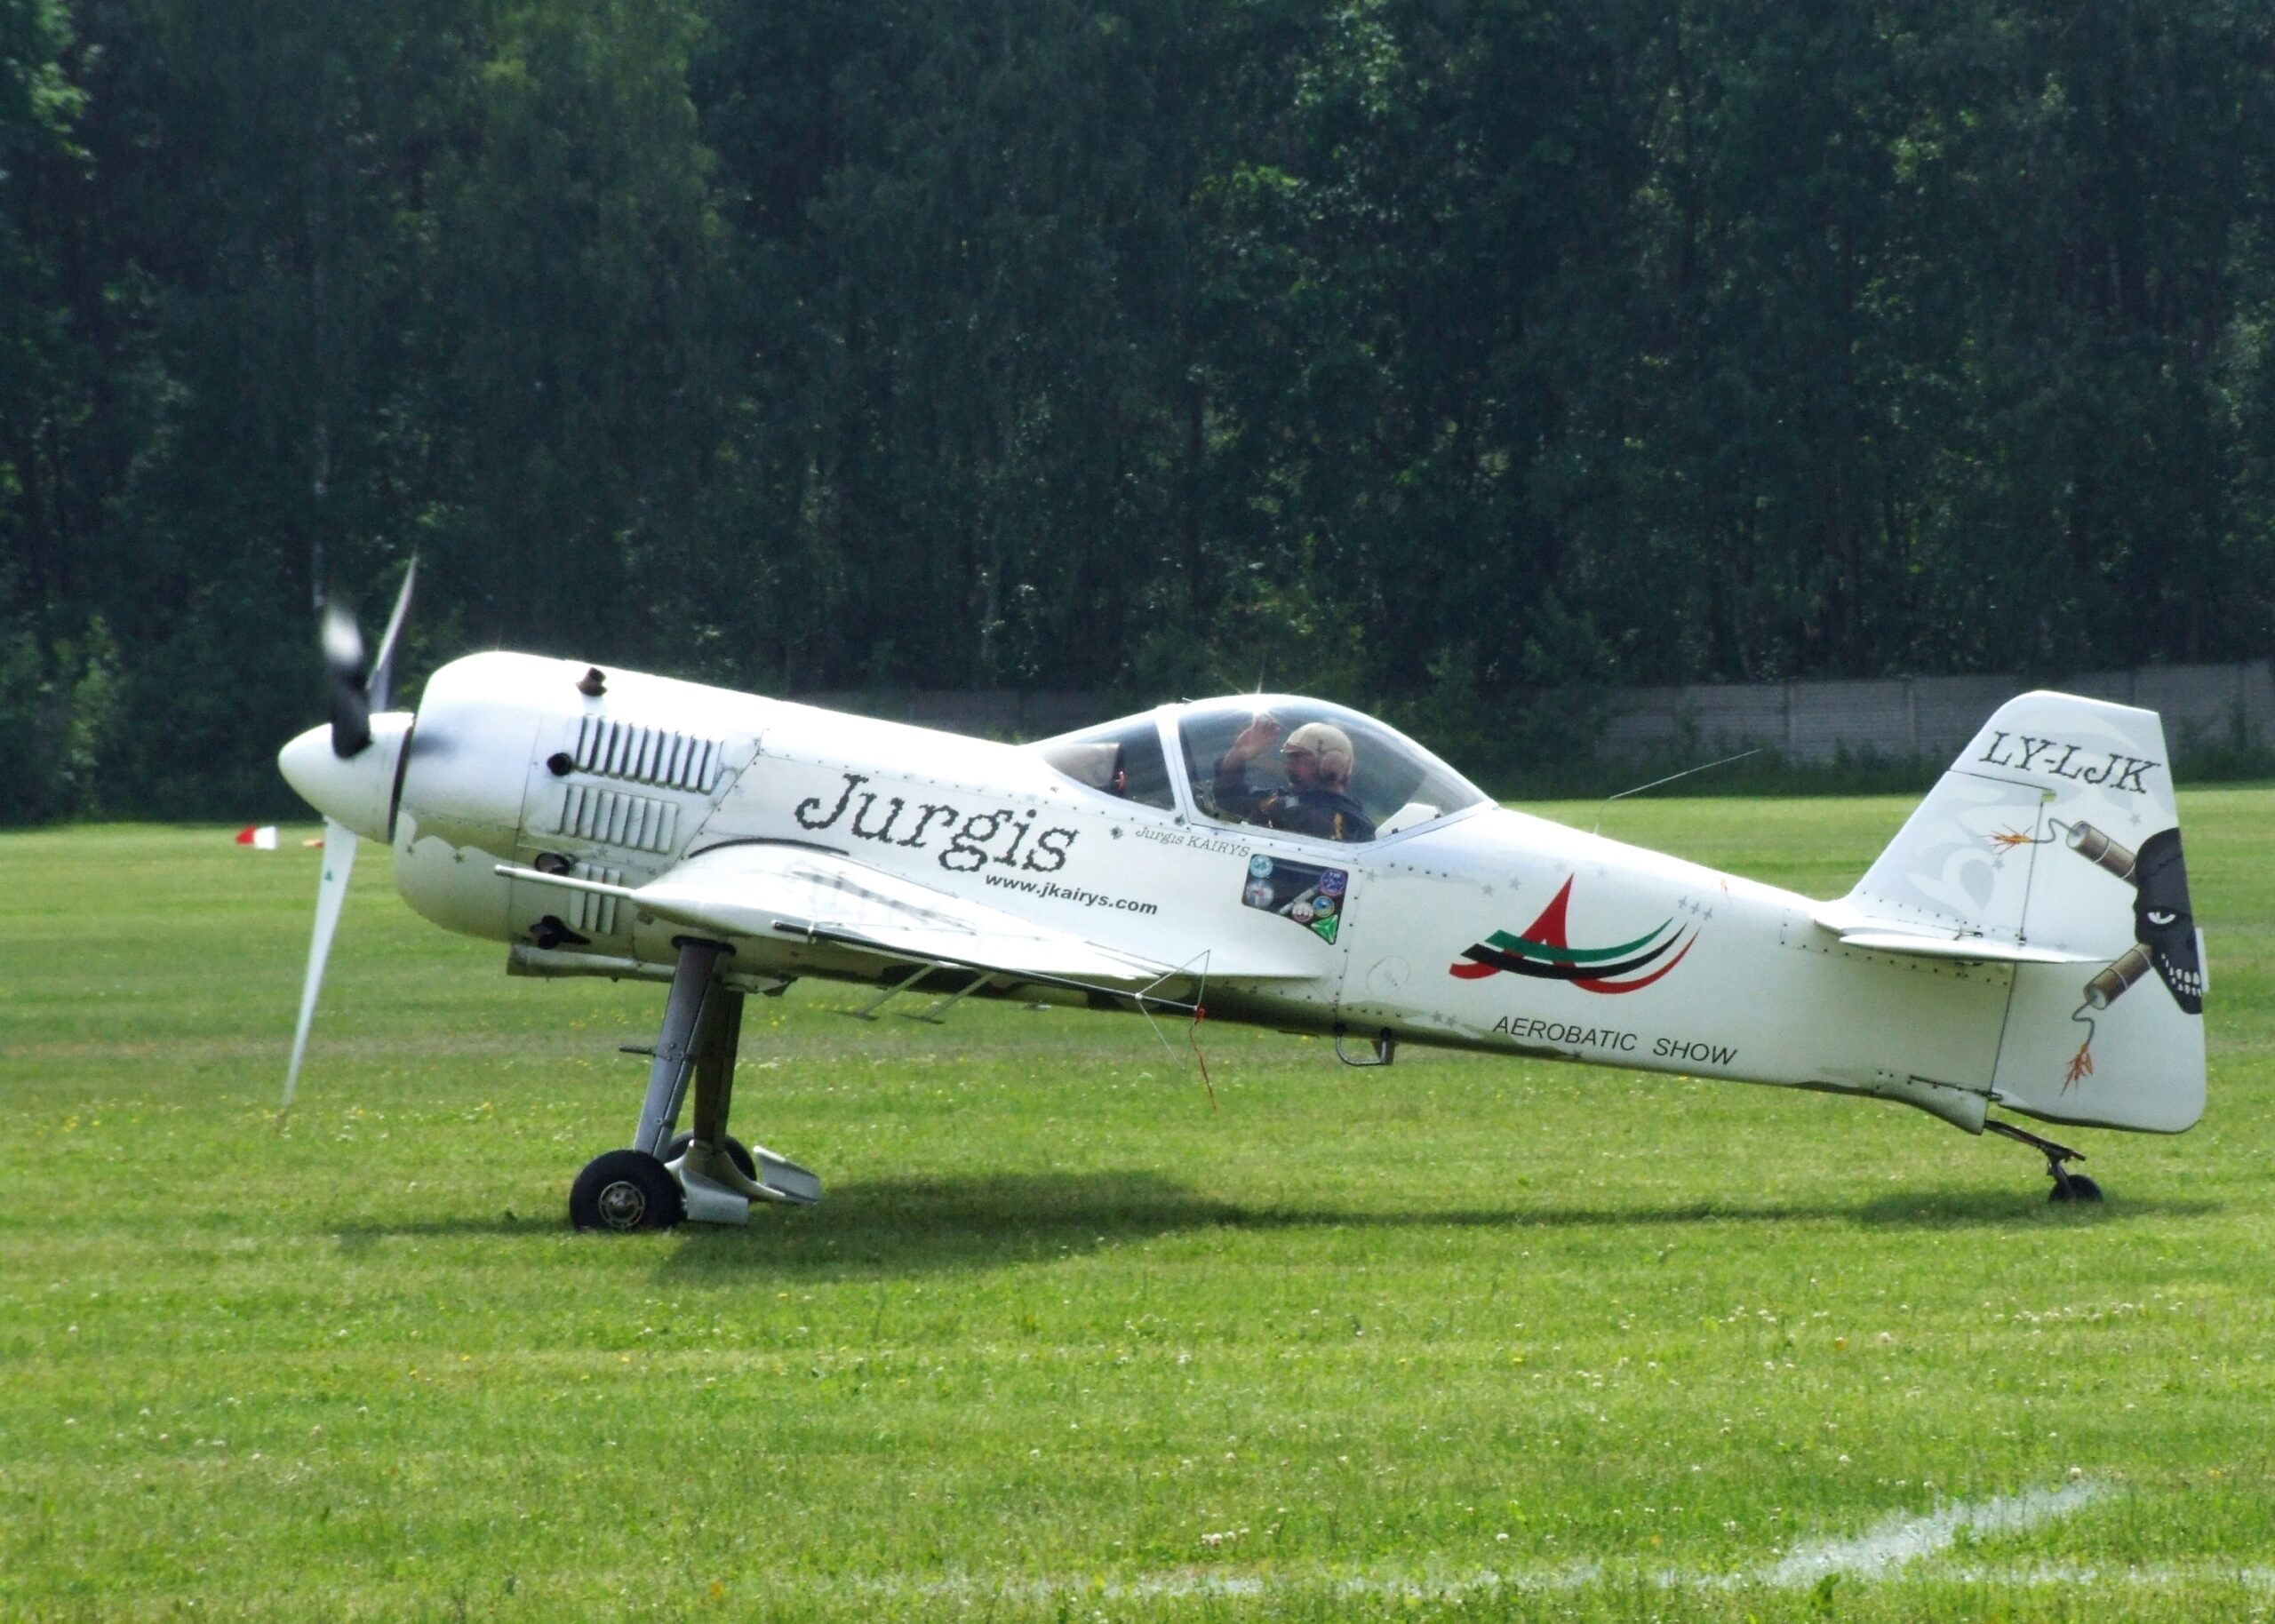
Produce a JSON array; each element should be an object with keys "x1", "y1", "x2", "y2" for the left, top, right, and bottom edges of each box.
[{"x1": 4, "y1": 793, "x2": 2271, "y2": 1621}]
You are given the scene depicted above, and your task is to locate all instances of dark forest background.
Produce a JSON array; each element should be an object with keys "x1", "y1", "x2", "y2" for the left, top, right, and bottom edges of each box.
[{"x1": 4, "y1": 0, "x2": 2273, "y2": 818}]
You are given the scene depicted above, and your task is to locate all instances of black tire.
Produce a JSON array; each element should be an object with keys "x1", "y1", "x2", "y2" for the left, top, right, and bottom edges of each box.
[
  {"x1": 665, "y1": 1131, "x2": 757, "y2": 1182},
  {"x1": 570, "y1": 1150, "x2": 685, "y2": 1232},
  {"x1": 2049, "y1": 1171, "x2": 2104, "y2": 1204}
]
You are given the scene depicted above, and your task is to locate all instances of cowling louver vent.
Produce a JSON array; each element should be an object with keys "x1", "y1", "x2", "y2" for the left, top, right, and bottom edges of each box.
[
  {"x1": 573, "y1": 716, "x2": 722, "y2": 792},
  {"x1": 568, "y1": 862, "x2": 624, "y2": 935},
  {"x1": 557, "y1": 785, "x2": 679, "y2": 854}
]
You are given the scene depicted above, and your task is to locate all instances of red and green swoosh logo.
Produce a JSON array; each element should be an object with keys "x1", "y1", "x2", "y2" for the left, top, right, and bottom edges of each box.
[{"x1": 1449, "y1": 878, "x2": 1696, "y2": 993}]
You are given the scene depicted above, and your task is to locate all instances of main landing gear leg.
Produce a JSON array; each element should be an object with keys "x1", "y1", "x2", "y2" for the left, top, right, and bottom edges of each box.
[
  {"x1": 680, "y1": 970, "x2": 821, "y2": 1212},
  {"x1": 1985, "y1": 1118, "x2": 2103, "y2": 1204},
  {"x1": 567, "y1": 938, "x2": 819, "y2": 1231},
  {"x1": 675, "y1": 979, "x2": 810, "y2": 1215},
  {"x1": 676, "y1": 982, "x2": 755, "y2": 1197}
]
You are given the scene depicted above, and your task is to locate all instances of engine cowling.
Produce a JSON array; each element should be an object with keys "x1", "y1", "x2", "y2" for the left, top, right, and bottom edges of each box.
[{"x1": 391, "y1": 652, "x2": 773, "y2": 951}]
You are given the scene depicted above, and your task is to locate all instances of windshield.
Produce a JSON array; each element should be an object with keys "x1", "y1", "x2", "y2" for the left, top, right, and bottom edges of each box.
[
  {"x1": 1174, "y1": 696, "x2": 1489, "y2": 843},
  {"x1": 1029, "y1": 713, "x2": 1177, "y2": 809}
]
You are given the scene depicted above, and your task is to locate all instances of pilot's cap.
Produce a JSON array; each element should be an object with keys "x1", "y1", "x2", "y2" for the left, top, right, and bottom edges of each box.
[{"x1": 1281, "y1": 721, "x2": 1354, "y2": 778}]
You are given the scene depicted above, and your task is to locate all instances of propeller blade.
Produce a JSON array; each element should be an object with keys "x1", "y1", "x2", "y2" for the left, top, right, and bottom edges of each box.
[
  {"x1": 323, "y1": 601, "x2": 371, "y2": 758},
  {"x1": 282, "y1": 816, "x2": 358, "y2": 1113},
  {"x1": 367, "y1": 557, "x2": 418, "y2": 713}
]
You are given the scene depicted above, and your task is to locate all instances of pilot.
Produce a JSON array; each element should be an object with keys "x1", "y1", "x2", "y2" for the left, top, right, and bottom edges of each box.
[{"x1": 1214, "y1": 716, "x2": 1376, "y2": 842}]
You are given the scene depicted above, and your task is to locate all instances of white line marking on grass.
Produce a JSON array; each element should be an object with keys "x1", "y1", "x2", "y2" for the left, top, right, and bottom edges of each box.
[
  {"x1": 832, "y1": 1479, "x2": 2132, "y2": 1604},
  {"x1": 1759, "y1": 1477, "x2": 2107, "y2": 1586}
]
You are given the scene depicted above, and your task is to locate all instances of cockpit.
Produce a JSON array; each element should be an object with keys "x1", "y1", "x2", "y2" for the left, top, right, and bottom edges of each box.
[{"x1": 1031, "y1": 696, "x2": 1491, "y2": 844}]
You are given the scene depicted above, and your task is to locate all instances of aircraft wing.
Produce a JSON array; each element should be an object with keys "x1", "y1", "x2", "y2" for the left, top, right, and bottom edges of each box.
[{"x1": 500, "y1": 842, "x2": 1187, "y2": 991}]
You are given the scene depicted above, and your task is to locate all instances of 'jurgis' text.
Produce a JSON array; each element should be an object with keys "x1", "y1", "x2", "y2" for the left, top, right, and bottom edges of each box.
[{"x1": 794, "y1": 772, "x2": 1077, "y2": 873}]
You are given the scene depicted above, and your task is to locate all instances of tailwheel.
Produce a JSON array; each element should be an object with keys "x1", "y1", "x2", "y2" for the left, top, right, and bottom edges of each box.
[
  {"x1": 570, "y1": 1149, "x2": 686, "y2": 1232},
  {"x1": 666, "y1": 1130, "x2": 756, "y2": 1182},
  {"x1": 1985, "y1": 1118, "x2": 2103, "y2": 1205}
]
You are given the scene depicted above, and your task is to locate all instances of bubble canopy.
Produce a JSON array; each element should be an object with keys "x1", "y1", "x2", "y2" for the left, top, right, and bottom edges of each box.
[{"x1": 1031, "y1": 695, "x2": 1490, "y2": 843}]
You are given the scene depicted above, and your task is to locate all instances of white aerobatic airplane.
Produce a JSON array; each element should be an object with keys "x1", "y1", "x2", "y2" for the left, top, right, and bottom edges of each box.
[{"x1": 279, "y1": 568, "x2": 2207, "y2": 1229}]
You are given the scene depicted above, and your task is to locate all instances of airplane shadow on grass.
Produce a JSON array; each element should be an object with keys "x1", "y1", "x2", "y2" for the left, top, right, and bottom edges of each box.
[
  {"x1": 627, "y1": 1169, "x2": 2220, "y2": 1279},
  {"x1": 324, "y1": 1174, "x2": 2216, "y2": 1267}
]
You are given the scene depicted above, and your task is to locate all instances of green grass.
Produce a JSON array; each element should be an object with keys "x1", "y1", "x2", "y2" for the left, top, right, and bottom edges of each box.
[{"x1": 4, "y1": 794, "x2": 2272, "y2": 1621}]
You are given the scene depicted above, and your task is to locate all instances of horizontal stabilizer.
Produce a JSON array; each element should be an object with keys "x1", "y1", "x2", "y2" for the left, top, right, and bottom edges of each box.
[
  {"x1": 1811, "y1": 903, "x2": 2099, "y2": 964},
  {"x1": 1831, "y1": 927, "x2": 2098, "y2": 966}
]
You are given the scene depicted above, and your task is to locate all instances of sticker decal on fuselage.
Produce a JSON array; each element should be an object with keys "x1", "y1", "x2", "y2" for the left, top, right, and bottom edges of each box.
[
  {"x1": 1241, "y1": 856, "x2": 1347, "y2": 943},
  {"x1": 1449, "y1": 877, "x2": 1696, "y2": 993}
]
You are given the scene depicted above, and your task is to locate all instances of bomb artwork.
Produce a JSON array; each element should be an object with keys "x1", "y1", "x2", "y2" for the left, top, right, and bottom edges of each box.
[{"x1": 2061, "y1": 822, "x2": 2204, "y2": 1086}]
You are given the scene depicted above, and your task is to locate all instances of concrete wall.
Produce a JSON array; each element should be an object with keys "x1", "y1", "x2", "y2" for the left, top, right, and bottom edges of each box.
[
  {"x1": 794, "y1": 659, "x2": 2275, "y2": 764},
  {"x1": 1599, "y1": 659, "x2": 2275, "y2": 764}
]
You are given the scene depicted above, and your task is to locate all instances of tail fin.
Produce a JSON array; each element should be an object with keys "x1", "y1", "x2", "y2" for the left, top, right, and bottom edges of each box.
[{"x1": 1840, "y1": 691, "x2": 2205, "y2": 1133}]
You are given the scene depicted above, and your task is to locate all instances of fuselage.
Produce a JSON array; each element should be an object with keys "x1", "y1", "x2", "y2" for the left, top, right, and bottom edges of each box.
[{"x1": 276, "y1": 650, "x2": 2025, "y2": 1133}]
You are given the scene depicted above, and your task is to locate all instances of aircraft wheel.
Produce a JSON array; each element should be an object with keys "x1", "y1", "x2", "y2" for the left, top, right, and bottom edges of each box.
[
  {"x1": 570, "y1": 1150, "x2": 686, "y2": 1232},
  {"x1": 666, "y1": 1131, "x2": 757, "y2": 1182},
  {"x1": 2049, "y1": 1173, "x2": 2103, "y2": 1204}
]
